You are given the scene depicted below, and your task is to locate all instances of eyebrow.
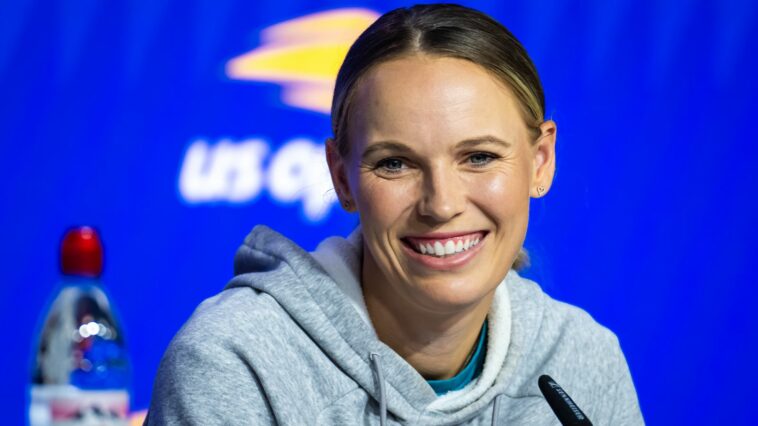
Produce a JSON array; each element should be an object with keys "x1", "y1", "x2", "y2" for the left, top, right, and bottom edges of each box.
[
  {"x1": 361, "y1": 135, "x2": 512, "y2": 160},
  {"x1": 457, "y1": 135, "x2": 512, "y2": 150},
  {"x1": 361, "y1": 141, "x2": 413, "y2": 160}
]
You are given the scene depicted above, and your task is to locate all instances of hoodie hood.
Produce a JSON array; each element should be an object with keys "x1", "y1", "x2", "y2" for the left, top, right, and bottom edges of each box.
[{"x1": 226, "y1": 225, "x2": 540, "y2": 424}]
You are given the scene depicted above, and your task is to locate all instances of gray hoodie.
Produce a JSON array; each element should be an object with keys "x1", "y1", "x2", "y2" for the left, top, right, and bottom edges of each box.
[{"x1": 146, "y1": 225, "x2": 644, "y2": 425}]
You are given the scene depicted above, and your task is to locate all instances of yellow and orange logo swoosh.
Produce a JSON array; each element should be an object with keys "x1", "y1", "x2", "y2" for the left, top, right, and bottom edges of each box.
[{"x1": 226, "y1": 8, "x2": 379, "y2": 113}]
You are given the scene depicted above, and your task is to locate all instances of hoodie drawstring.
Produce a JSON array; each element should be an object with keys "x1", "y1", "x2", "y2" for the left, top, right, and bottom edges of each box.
[
  {"x1": 369, "y1": 352, "x2": 388, "y2": 426},
  {"x1": 491, "y1": 394, "x2": 503, "y2": 426}
]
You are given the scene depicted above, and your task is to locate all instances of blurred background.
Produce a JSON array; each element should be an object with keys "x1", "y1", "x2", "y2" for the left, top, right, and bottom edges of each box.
[{"x1": 1, "y1": 0, "x2": 756, "y2": 424}]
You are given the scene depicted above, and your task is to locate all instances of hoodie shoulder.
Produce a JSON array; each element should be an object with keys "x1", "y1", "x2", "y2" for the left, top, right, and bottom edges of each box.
[
  {"x1": 508, "y1": 274, "x2": 623, "y2": 370},
  {"x1": 178, "y1": 286, "x2": 282, "y2": 341},
  {"x1": 506, "y1": 274, "x2": 643, "y2": 424},
  {"x1": 149, "y1": 286, "x2": 357, "y2": 425},
  {"x1": 147, "y1": 287, "x2": 279, "y2": 424},
  {"x1": 158, "y1": 286, "x2": 293, "y2": 378}
]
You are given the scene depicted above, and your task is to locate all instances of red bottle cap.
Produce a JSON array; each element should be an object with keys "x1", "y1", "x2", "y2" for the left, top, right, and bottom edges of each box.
[{"x1": 60, "y1": 226, "x2": 104, "y2": 277}]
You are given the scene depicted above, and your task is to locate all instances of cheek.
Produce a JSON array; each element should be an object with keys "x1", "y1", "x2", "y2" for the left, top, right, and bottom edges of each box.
[
  {"x1": 353, "y1": 175, "x2": 418, "y2": 227},
  {"x1": 467, "y1": 170, "x2": 531, "y2": 234},
  {"x1": 470, "y1": 170, "x2": 529, "y2": 208}
]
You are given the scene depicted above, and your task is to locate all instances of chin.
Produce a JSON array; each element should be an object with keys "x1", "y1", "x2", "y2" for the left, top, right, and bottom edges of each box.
[{"x1": 408, "y1": 275, "x2": 498, "y2": 313}]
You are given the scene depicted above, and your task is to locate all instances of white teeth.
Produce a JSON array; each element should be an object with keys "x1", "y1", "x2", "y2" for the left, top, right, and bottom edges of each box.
[
  {"x1": 412, "y1": 235, "x2": 484, "y2": 257},
  {"x1": 434, "y1": 241, "x2": 445, "y2": 256},
  {"x1": 444, "y1": 241, "x2": 455, "y2": 255}
]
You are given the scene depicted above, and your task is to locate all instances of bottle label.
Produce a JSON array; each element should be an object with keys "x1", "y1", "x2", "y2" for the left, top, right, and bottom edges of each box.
[{"x1": 30, "y1": 385, "x2": 129, "y2": 426}]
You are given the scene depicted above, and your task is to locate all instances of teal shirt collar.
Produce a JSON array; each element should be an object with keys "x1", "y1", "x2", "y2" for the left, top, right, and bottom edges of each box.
[{"x1": 426, "y1": 321, "x2": 488, "y2": 396}]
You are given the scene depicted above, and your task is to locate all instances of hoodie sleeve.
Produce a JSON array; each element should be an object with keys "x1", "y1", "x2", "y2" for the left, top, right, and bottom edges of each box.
[{"x1": 145, "y1": 331, "x2": 275, "y2": 425}]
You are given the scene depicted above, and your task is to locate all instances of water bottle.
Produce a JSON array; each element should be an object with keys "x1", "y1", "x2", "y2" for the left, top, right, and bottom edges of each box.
[{"x1": 29, "y1": 226, "x2": 131, "y2": 425}]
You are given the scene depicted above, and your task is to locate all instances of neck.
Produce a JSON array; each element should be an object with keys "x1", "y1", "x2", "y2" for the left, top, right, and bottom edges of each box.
[{"x1": 362, "y1": 256, "x2": 493, "y2": 380}]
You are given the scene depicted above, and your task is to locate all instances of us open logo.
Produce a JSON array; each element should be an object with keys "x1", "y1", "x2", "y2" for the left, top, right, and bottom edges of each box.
[{"x1": 177, "y1": 9, "x2": 378, "y2": 221}]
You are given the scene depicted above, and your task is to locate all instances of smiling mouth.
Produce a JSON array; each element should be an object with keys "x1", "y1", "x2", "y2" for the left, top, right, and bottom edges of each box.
[{"x1": 402, "y1": 231, "x2": 488, "y2": 258}]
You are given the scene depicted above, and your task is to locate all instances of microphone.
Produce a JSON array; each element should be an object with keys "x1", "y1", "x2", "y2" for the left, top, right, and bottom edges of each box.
[{"x1": 538, "y1": 375, "x2": 593, "y2": 426}]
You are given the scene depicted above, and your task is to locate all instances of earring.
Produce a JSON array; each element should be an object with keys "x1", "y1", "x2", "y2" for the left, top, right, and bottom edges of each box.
[
  {"x1": 342, "y1": 199, "x2": 352, "y2": 211},
  {"x1": 536, "y1": 186, "x2": 545, "y2": 197}
]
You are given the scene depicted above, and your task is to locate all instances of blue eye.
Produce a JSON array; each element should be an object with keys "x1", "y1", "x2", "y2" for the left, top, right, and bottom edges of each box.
[
  {"x1": 469, "y1": 152, "x2": 496, "y2": 165},
  {"x1": 376, "y1": 158, "x2": 405, "y2": 172}
]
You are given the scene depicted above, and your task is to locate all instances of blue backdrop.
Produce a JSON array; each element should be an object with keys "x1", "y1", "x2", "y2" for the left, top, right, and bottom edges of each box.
[{"x1": 2, "y1": 0, "x2": 756, "y2": 424}]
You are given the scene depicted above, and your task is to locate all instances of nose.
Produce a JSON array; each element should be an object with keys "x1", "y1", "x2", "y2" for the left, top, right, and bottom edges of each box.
[{"x1": 417, "y1": 164, "x2": 467, "y2": 223}]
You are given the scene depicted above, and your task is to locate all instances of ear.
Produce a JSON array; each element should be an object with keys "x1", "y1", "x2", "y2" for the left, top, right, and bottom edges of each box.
[
  {"x1": 325, "y1": 138, "x2": 355, "y2": 211},
  {"x1": 530, "y1": 120, "x2": 557, "y2": 198}
]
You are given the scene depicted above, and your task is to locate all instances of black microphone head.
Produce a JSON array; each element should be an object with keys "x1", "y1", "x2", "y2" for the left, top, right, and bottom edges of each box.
[{"x1": 538, "y1": 375, "x2": 593, "y2": 426}]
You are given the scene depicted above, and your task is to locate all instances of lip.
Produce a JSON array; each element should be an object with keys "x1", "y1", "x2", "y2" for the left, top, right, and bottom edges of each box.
[
  {"x1": 403, "y1": 230, "x2": 486, "y2": 240},
  {"x1": 400, "y1": 231, "x2": 487, "y2": 271}
]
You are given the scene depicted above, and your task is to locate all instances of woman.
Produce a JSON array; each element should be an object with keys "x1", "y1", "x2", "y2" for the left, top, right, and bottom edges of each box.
[{"x1": 147, "y1": 4, "x2": 643, "y2": 425}]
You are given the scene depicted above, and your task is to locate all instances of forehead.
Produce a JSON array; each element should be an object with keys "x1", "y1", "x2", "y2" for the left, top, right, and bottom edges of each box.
[{"x1": 348, "y1": 55, "x2": 530, "y2": 151}]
